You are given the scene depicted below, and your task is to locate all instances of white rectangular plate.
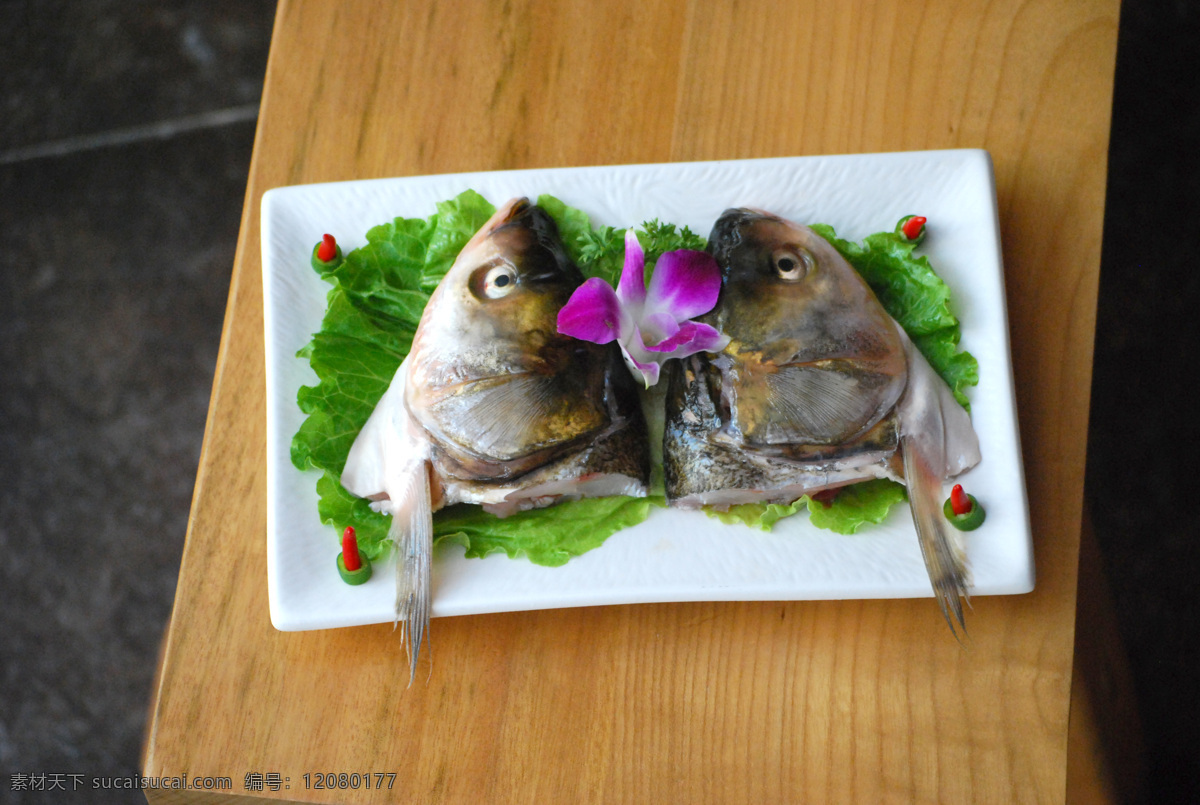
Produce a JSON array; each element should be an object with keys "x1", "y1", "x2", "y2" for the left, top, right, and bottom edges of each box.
[{"x1": 263, "y1": 150, "x2": 1033, "y2": 631}]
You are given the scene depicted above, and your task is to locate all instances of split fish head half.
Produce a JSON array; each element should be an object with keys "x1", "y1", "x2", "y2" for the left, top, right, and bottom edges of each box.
[
  {"x1": 696, "y1": 208, "x2": 982, "y2": 635},
  {"x1": 341, "y1": 199, "x2": 649, "y2": 684},
  {"x1": 405, "y1": 198, "x2": 611, "y2": 479},
  {"x1": 705, "y1": 208, "x2": 908, "y2": 449}
]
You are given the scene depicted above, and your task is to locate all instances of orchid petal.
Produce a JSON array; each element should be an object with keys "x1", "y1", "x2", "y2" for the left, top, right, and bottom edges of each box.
[
  {"x1": 558, "y1": 238, "x2": 728, "y2": 388},
  {"x1": 619, "y1": 328, "x2": 661, "y2": 387},
  {"x1": 644, "y1": 320, "x2": 699, "y2": 353},
  {"x1": 557, "y1": 277, "x2": 626, "y2": 344},
  {"x1": 647, "y1": 321, "x2": 729, "y2": 356},
  {"x1": 619, "y1": 347, "x2": 661, "y2": 387},
  {"x1": 616, "y1": 229, "x2": 646, "y2": 309},
  {"x1": 645, "y1": 249, "x2": 723, "y2": 322},
  {"x1": 640, "y1": 311, "x2": 680, "y2": 347}
]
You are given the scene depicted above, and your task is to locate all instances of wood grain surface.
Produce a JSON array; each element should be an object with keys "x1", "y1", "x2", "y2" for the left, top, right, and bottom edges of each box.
[{"x1": 142, "y1": 1, "x2": 1120, "y2": 802}]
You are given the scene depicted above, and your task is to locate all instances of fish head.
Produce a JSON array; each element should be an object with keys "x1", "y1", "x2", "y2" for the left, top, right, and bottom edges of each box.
[
  {"x1": 432, "y1": 197, "x2": 583, "y2": 342},
  {"x1": 406, "y1": 198, "x2": 611, "y2": 471},
  {"x1": 410, "y1": 198, "x2": 584, "y2": 382},
  {"x1": 707, "y1": 208, "x2": 889, "y2": 357},
  {"x1": 705, "y1": 208, "x2": 907, "y2": 446}
]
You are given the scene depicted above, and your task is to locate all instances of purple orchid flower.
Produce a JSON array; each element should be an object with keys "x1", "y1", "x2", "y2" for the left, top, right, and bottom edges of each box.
[{"x1": 557, "y1": 230, "x2": 729, "y2": 386}]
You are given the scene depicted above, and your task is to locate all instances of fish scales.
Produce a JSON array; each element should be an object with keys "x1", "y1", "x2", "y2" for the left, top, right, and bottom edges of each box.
[{"x1": 663, "y1": 356, "x2": 895, "y2": 507}]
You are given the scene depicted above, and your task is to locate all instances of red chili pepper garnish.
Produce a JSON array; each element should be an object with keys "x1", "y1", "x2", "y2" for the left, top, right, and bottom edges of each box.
[
  {"x1": 950, "y1": 484, "x2": 972, "y2": 516},
  {"x1": 317, "y1": 233, "x2": 337, "y2": 262},
  {"x1": 902, "y1": 216, "x2": 927, "y2": 241},
  {"x1": 341, "y1": 526, "x2": 362, "y2": 571}
]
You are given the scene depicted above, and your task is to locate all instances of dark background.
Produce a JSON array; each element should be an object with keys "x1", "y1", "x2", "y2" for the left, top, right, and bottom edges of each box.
[{"x1": 1, "y1": 2, "x2": 1196, "y2": 803}]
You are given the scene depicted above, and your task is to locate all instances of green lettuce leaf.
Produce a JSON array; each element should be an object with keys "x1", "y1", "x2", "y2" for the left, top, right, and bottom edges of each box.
[
  {"x1": 704, "y1": 480, "x2": 907, "y2": 534},
  {"x1": 706, "y1": 500, "x2": 806, "y2": 531},
  {"x1": 804, "y1": 479, "x2": 908, "y2": 535},
  {"x1": 432, "y1": 495, "x2": 663, "y2": 567},
  {"x1": 313, "y1": 470, "x2": 391, "y2": 560}
]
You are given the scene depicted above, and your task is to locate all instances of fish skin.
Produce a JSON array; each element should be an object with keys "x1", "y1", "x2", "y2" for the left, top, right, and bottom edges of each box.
[
  {"x1": 666, "y1": 208, "x2": 980, "y2": 632},
  {"x1": 342, "y1": 198, "x2": 649, "y2": 681},
  {"x1": 663, "y1": 355, "x2": 893, "y2": 509},
  {"x1": 406, "y1": 199, "x2": 609, "y2": 480}
]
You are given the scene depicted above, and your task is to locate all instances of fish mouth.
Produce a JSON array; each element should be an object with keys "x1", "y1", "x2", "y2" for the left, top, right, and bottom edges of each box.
[
  {"x1": 707, "y1": 207, "x2": 784, "y2": 267},
  {"x1": 498, "y1": 196, "x2": 534, "y2": 224},
  {"x1": 495, "y1": 200, "x2": 561, "y2": 245},
  {"x1": 456, "y1": 197, "x2": 537, "y2": 256},
  {"x1": 489, "y1": 196, "x2": 549, "y2": 234},
  {"x1": 497, "y1": 199, "x2": 582, "y2": 285}
]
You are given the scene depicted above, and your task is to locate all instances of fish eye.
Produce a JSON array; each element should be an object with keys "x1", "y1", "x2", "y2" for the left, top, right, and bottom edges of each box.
[
  {"x1": 771, "y1": 248, "x2": 813, "y2": 281},
  {"x1": 482, "y1": 264, "x2": 519, "y2": 298}
]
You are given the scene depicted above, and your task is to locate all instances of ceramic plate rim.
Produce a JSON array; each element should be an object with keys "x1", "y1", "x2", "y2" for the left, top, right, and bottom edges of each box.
[{"x1": 262, "y1": 150, "x2": 1033, "y2": 632}]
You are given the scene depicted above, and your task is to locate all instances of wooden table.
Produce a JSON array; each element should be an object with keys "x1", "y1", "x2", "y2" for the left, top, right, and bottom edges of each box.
[{"x1": 142, "y1": 1, "x2": 1122, "y2": 802}]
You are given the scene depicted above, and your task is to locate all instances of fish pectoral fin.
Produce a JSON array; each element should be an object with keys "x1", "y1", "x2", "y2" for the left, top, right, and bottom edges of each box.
[
  {"x1": 343, "y1": 357, "x2": 423, "y2": 500},
  {"x1": 902, "y1": 432, "x2": 971, "y2": 638},
  {"x1": 389, "y1": 459, "x2": 434, "y2": 686},
  {"x1": 892, "y1": 322, "x2": 979, "y2": 636}
]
